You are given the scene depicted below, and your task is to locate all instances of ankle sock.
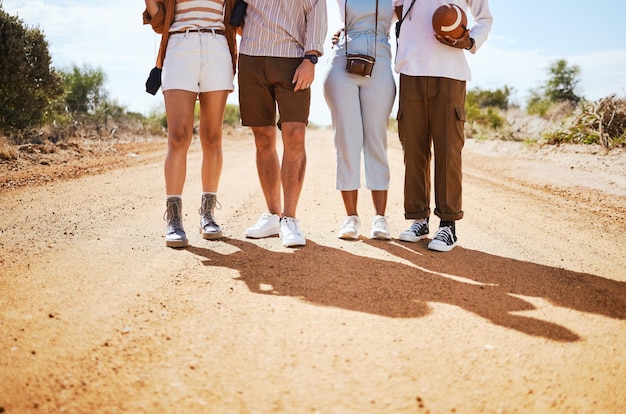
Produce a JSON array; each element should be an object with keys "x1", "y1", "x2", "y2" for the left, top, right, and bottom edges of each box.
[{"x1": 440, "y1": 220, "x2": 456, "y2": 234}]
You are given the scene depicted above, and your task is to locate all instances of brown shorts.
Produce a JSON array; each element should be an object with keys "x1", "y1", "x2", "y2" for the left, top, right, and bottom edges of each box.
[{"x1": 238, "y1": 54, "x2": 311, "y2": 127}]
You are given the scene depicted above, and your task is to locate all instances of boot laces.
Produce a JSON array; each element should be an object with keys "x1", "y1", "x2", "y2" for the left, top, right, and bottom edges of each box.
[
  {"x1": 199, "y1": 195, "x2": 221, "y2": 228},
  {"x1": 164, "y1": 200, "x2": 183, "y2": 231}
]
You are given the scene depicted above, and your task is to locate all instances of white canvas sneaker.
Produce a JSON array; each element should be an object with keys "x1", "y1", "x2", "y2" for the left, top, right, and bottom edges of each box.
[
  {"x1": 337, "y1": 215, "x2": 361, "y2": 240},
  {"x1": 245, "y1": 212, "x2": 280, "y2": 239},
  {"x1": 370, "y1": 215, "x2": 391, "y2": 240},
  {"x1": 428, "y1": 225, "x2": 457, "y2": 252},
  {"x1": 398, "y1": 219, "x2": 429, "y2": 242},
  {"x1": 280, "y1": 217, "x2": 306, "y2": 247}
]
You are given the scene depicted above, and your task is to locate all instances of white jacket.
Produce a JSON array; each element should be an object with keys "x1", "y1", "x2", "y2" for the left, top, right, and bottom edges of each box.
[{"x1": 394, "y1": 0, "x2": 493, "y2": 81}]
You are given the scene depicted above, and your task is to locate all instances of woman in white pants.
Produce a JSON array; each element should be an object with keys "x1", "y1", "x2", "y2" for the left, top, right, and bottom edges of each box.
[{"x1": 324, "y1": 0, "x2": 399, "y2": 240}]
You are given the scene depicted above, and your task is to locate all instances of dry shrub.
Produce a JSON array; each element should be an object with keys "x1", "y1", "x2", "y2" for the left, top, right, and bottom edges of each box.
[
  {"x1": 545, "y1": 101, "x2": 576, "y2": 122},
  {"x1": 0, "y1": 135, "x2": 18, "y2": 161},
  {"x1": 597, "y1": 96, "x2": 626, "y2": 147},
  {"x1": 542, "y1": 95, "x2": 626, "y2": 149}
]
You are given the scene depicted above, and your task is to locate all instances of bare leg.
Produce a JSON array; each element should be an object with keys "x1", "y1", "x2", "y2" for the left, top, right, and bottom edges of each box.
[
  {"x1": 341, "y1": 190, "x2": 358, "y2": 216},
  {"x1": 251, "y1": 125, "x2": 282, "y2": 215},
  {"x1": 163, "y1": 90, "x2": 197, "y2": 195},
  {"x1": 197, "y1": 91, "x2": 229, "y2": 192},
  {"x1": 280, "y1": 122, "x2": 306, "y2": 218},
  {"x1": 372, "y1": 190, "x2": 388, "y2": 216}
]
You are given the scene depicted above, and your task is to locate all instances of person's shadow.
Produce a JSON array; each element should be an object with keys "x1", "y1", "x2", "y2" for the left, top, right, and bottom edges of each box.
[{"x1": 188, "y1": 238, "x2": 626, "y2": 342}]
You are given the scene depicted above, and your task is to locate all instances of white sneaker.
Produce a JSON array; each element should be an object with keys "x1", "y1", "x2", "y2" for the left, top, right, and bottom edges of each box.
[
  {"x1": 337, "y1": 215, "x2": 361, "y2": 240},
  {"x1": 245, "y1": 212, "x2": 280, "y2": 238},
  {"x1": 428, "y1": 225, "x2": 457, "y2": 252},
  {"x1": 370, "y1": 215, "x2": 391, "y2": 240},
  {"x1": 398, "y1": 219, "x2": 429, "y2": 242},
  {"x1": 280, "y1": 217, "x2": 306, "y2": 247}
]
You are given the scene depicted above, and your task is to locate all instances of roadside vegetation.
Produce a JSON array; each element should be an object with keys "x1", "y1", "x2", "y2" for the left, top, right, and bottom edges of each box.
[
  {"x1": 1, "y1": 4, "x2": 624, "y2": 165},
  {"x1": 467, "y1": 59, "x2": 626, "y2": 150}
]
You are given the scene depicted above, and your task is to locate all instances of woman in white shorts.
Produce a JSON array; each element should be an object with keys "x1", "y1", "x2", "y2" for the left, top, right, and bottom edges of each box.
[{"x1": 143, "y1": 0, "x2": 237, "y2": 248}]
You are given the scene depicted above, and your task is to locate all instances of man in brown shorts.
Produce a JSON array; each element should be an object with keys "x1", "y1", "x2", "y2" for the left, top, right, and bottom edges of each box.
[{"x1": 238, "y1": 0, "x2": 327, "y2": 247}]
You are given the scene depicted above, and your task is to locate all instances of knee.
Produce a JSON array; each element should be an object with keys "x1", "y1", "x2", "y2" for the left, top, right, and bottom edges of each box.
[
  {"x1": 281, "y1": 122, "x2": 305, "y2": 139},
  {"x1": 252, "y1": 127, "x2": 276, "y2": 153},
  {"x1": 281, "y1": 123, "x2": 306, "y2": 152},
  {"x1": 200, "y1": 131, "x2": 222, "y2": 150},
  {"x1": 167, "y1": 127, "x2": 192, "y2": 152}
]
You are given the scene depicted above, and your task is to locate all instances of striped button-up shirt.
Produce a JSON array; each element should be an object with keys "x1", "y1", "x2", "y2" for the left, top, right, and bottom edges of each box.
[{"x1": 239, "y1": 0, "x2": 327, "y2": 58}]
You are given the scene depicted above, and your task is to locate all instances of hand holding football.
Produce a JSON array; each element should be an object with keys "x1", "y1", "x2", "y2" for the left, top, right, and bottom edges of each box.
[{"x1": 432, "y1": 4, "x2": 468, "y2": 39}]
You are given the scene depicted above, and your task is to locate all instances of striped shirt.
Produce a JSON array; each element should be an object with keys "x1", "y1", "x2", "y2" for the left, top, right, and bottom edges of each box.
[
  {"x1": 239, "y1": 0, "x2": 327, "y2": 58},
  {"x1": 169, "y1": 0, "x2": 226, "y2": 33}
]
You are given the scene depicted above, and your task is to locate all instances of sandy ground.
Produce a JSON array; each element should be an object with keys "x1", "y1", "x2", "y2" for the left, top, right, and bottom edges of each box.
[{"x1": 1, "y1": 128, "x2": 625, "y2": 413}]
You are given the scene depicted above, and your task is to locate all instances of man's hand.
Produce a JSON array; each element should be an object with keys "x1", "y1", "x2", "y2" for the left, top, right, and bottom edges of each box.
[
  {"x1": 435, "y1": 29, "x2": 472, "y2": 49},
  {"x1": 292, "y1": 57, "x2": 317, "y2": 91}
]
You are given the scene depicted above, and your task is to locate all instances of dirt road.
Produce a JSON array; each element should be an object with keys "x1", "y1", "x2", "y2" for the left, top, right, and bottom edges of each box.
[{"x1": 1, "y1": 128, "x2": 625, "y2": 413}]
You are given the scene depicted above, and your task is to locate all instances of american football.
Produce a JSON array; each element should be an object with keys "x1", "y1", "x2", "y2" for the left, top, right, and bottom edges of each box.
[{"x1": 432, "y1": 4, "x2": 468, "y2": 39}]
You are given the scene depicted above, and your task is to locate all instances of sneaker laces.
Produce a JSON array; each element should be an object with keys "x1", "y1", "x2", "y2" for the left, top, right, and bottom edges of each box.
[
  {"x1": 433, "y1": 226, "x2": 456, "y2": 244},
  {"x1": 282, "y1": 217, "x2": 302, "y2": 235},
  {"x1": 343, "y1": 216, "x2": 359, "y2": 229},
  {"x1": 372, "y1": 215, "x2": 388, "y2": 229},
  {"x1": 409, "y1": 219, "x2": 427, "y2": 235},
  {"x1": 255, "y1": 212, "x2": 274, "y2": 227}
]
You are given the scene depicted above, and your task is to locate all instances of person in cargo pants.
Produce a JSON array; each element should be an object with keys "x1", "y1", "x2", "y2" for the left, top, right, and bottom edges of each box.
[{"x1": 394, "y1": 0, "x2": 492, "y2": 251}]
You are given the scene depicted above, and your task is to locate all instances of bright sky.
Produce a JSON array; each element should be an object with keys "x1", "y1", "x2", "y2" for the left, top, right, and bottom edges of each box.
[{"x1": 4, "y1": 0, "x2": 626, "y2": 126}]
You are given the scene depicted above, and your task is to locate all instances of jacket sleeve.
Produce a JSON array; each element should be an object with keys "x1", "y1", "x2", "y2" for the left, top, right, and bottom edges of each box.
[
  {"x1": 143, "y1": 2, "x2": 167, "y2": 34},
  {"x1": 468, "y1": 0, "x2": 493, "y2": 53}
]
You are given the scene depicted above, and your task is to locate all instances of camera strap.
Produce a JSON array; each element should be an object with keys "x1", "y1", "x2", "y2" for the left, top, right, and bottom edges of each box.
[
  {"x1": 395, "y1": 0, "x2": 417, "y2": 39},
  {"x1": 344, "y1": 0, "x2": 379, "y2": 59}
]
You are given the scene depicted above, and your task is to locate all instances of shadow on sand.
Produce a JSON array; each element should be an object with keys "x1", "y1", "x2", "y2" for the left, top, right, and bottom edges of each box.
[{"x1": 188, "y1": 238, "x2": 626, "y2": 342}]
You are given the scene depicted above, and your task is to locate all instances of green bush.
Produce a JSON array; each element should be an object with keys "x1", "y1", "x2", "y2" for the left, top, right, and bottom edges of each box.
[
  {"x1": 466, "y1": 86, "x2": 510, "y2": 131},
  {"x1": 467, "y1": 86, "x2": 513, "y2": 111},
  {"x1": 526, "y1": 91, "x2": 552, "y2": 117},
  {"x1": 223, "y1": 104, "x2": 241, "y2": 126},
  {"x1": 527, "y1": 59, "x2": 583, "y2": 118},
  {"x1": 0, "y1": 5, "x2": 63, "y2": 134}
]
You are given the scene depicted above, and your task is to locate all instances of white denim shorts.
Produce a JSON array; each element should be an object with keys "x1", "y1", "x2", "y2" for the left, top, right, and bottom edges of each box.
[{"x1": 162, "y1": 31, "x2": 234, "y2": 93}]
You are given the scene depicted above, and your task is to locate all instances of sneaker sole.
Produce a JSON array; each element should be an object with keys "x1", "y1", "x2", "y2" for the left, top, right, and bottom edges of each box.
[
  {"x1": 371, "y1": 232, "x2": 392, "y2": 240},
  {"x1": 200, "y1": 229, "x2": 224, "y2": 240},
  {"x1": 398, "y1": 234, "x2": 428, "y2": 243},
  {"x1": 427, "y1": 241, "x2": 457, "y2": 252},
  {"x1": 166, "y1": 239, "x2": 189, "y2": 248},
  {"x1": 280, "y1": 233, "x2": 306, "y2": 247},
  {"x1": 283, "y1": 239, "x2": 306, "y2": 247},
  {"x1": 338, "y1": 232, "x2": 359, "y2": 240},
  {"x1": 245, "y1": 230, "x2": 279, "y2": 239}
]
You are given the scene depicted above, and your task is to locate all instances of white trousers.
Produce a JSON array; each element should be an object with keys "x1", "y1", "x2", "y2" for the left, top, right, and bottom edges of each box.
[{"x1": 323, "y1": 54, "x2": 396, "y2": 191}]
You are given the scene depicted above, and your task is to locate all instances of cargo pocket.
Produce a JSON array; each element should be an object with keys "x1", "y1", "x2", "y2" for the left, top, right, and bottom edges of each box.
[{"x1": 455, "y1": 106, "x2": 466, "y2": 123}]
